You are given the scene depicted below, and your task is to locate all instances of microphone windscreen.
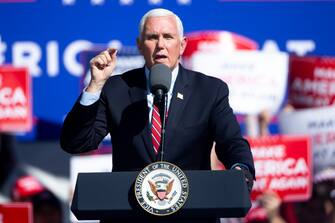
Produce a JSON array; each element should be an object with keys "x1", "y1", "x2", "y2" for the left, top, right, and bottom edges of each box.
[{"x1": 149, "y1": 64, "x2": 172, "y2": 94}]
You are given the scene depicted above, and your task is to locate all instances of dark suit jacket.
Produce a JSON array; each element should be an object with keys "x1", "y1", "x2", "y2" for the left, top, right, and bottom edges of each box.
[
  {"x1": 60, "y1": 65, "x2": 254, "y2": 222},
  {"x1": 61, "y1": 65, "x2": 254, "y2": 174}
]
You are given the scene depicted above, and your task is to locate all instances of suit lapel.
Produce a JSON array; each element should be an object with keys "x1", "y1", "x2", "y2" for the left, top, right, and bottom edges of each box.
[
  {"x1": 128, "y1": 68, "x2": 156, "y2": 162},
  {"x1": 165, "y1": 65, "x2": 191, "y2": 159}
]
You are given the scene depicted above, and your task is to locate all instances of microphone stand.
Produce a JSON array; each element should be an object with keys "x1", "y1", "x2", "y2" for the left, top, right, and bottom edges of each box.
[{"x1": 157, "y1": 93, "x2": 168, "y2": 162}]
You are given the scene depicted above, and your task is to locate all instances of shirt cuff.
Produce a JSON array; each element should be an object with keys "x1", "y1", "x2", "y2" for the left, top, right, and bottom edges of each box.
[
  {"x1": 80, "y1": 89, "x2": 101, "y2": 106},
  {"x1": 231, "y1": 163, "x2": 250, "y2": 171}
]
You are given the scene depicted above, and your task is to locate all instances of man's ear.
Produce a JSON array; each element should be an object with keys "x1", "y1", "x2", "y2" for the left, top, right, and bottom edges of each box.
[
  {"x1": 180, "y1": 36, "x2": 187, "y2": 56},
  {"x1": 136, "y1": 37, "x2": 143, "y2": 55}
]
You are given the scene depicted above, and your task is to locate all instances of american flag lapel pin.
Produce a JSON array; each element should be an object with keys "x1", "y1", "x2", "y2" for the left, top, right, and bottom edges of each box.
[{"x1": 177, "y1": 92, "x2": 184, "y2": 100}]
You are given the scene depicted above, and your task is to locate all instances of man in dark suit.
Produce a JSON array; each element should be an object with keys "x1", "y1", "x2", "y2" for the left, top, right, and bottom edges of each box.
[{"x1": 60, "y1": 8, "x2": 254, "y2": 223}]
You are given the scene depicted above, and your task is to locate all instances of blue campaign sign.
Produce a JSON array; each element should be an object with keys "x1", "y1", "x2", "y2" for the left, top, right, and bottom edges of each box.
[{"x1": 0, "y1": 0, "x2": 334, "y2": 139}]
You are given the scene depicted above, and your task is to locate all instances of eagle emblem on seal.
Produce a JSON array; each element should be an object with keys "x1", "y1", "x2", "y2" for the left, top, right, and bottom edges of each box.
[{"x1": 149, "y1": 179, "x2": 174, "y2": 201}]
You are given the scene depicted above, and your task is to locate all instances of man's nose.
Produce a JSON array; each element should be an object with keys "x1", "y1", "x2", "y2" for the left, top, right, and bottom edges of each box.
[{"x1": 156, "y1": 36, "x2": 165, "y2": 49}]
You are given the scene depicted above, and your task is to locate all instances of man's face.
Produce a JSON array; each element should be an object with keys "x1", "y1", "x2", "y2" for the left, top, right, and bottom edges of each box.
[{"x1": 137, "y1": 15, "x2": 187, "y2": 69}]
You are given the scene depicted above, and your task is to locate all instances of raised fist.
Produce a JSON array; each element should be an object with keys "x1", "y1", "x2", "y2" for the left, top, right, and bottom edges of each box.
[{"x1": 87, "y1": 48, "x2": 117, "y2": 92}]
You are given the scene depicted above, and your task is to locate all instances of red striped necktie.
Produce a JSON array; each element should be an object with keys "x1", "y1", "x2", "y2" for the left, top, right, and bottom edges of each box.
[{"x1": 151, "y1": 104, "x2": 161, "y2": 154}]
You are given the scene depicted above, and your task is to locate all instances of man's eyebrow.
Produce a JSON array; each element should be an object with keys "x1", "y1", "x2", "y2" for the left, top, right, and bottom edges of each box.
[{"x1": 145, "y1": 32, "x2": 177, "y2": 36}]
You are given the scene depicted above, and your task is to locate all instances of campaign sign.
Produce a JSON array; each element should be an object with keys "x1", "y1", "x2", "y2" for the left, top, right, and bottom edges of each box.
[
  {"x1": 188, "y1": 50, "x2": 289, "y2": 115},
  {"x1": 0, "y1": 67, "x2": 32, "y2": 132},
  {"x1": 289, "y1": 56, "x2": 335, "y2": 108},
  {"x1": 279, "y1": 106, "x2": 335, "y2": 177},
  {"x1": 0, "y1": 203, "x2": 32, "y2": 223},
  {"x1": 249, "y1": 135, "x2": 312, "y2": 202}
]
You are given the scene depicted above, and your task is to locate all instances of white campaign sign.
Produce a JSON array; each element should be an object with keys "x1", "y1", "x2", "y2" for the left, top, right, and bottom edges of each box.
[
  {"x1": 279, "y1": 106, "x2": 335, "y2": 175},
  {"x1": 188, "y1": 51, "x2": 288, "y2": 115}
]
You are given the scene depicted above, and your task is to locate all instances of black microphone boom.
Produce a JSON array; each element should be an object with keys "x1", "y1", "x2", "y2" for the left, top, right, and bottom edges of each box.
[{"x1": 149, "y1": 64, "x2": 172, "y2": 103}]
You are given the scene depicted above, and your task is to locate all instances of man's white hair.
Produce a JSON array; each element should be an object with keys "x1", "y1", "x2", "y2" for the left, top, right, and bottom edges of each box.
[{"x1": 138, "y1": 8, "x2": 184, "y2": 39}]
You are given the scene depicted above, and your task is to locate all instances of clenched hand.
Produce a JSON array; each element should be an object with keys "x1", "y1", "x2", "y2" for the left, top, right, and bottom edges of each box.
[{"x1": 86, "y1": 48, "x2": 117, "y2": 92}]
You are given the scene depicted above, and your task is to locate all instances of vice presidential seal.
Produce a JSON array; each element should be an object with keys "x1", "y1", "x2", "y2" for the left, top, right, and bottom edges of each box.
[{"x1": 134, "y1": 161, "x2": 189, "y2": 216}]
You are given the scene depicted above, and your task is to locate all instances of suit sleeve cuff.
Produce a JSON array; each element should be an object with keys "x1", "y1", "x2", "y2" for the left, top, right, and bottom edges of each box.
[{"x1": 80, "y1": 89, "x2": 101, "y2": 106}]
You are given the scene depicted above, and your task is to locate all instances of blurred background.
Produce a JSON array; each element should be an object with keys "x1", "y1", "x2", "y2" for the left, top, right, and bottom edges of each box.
[{"x1": 1, "y1": 0, "x2": 335, "y2": 223}]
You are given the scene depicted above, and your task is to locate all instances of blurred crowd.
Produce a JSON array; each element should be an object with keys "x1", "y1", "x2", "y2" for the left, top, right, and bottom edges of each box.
[
  {"x1": 0, "y1": 134, "x2": 63, "y2": 223},
  {"x1": 210, "y1": 105, "x2": 335, "y2": 223}
]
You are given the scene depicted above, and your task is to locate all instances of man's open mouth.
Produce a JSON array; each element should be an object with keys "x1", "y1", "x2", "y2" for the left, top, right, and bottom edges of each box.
[{"x1": 154, "y1": 55, "x2": 168, "y2": 60}]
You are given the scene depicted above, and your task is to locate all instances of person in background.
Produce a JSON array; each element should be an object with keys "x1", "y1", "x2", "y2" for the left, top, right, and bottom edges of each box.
[
  {"x1": 0, "y1": 134, "x2": 16, "y2": 188},
  {"x1": 11, "y1": 175, "x2": 63, "y2": 223},
  {"x1": 245, "y1": 191, "x2": 287, "y2": 223},
  {"x1": 296, "y1": 168, "x2": 335, "y2": 223},
  {"x1": 243, "y1": 110, "x2": 299, "y2": 223},
  {"x1": 0, "y1": 133, "x2": 18, "y2": 202}
]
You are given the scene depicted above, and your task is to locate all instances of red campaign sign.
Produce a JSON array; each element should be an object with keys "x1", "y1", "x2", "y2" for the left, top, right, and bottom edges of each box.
[
  {"x1": 0, "y1": 66, "x2": 32, "y2": 132},
  {"x1": 289, "y1": 56, "x2": 335, "y2": 108},
  {"x1": 248, "y1": 135, "x2": 312, "y2": 202},
  {"x1": 0, "y1": 202, "x2": 33, "y2": 223},
  {"x1": 182, "y1": 30, "x2": 258, "y2": 64}
]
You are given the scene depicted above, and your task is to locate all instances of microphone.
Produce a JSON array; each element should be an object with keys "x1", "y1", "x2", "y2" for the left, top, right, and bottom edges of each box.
[
  {"x1": 149, "y1": 64, "x2": 172, "y2": 104},
  {"x1": 149, "y1": 64, "x2": 171, "y2": 161}
]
